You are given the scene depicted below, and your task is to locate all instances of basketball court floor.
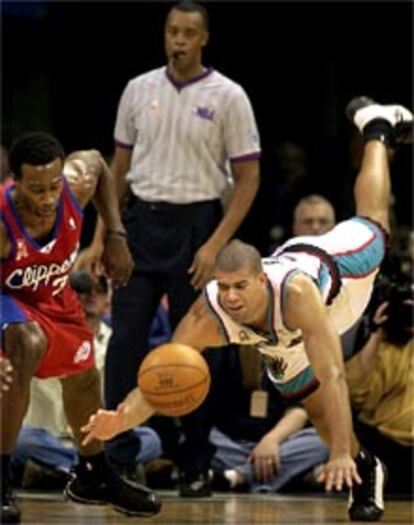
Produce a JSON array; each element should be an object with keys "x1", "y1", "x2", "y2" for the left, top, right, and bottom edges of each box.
[{"x1": 16, "y1": 489, "x2": 413, "y2": 524}]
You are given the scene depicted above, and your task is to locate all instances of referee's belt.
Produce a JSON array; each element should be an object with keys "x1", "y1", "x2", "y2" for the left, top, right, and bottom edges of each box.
[{"x1": 134, "y1": 196, "x2": 220, "y2": 212}]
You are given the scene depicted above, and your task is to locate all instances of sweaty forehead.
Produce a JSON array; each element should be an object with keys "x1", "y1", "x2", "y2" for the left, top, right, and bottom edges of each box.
[{"x1": 215, "y1": 267, "x2": 254, "y2": 284}]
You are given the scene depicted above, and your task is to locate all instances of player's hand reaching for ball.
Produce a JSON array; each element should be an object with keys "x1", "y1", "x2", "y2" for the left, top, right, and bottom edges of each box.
[
  {"x1": 317, "y1": 452, "x2": 362, "y2": 491},
  {"x1": 81, "y1": 403, "x2": 128, "y2": 445}
]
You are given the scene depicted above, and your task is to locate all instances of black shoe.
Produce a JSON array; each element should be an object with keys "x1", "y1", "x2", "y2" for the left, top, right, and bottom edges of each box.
[
  {"x1": 348, "y1": 453, "x2": 386, "y2": 522},
  {"x1": 21, "y1": 459, "x2": 71, "y2": 491},
  {"x1": 1, "y1": 482, "x2": 21, "y2": 524},
  {"x1": 111, "y1": 460, "x2": 147, "y2": 486},
  {"x1": 179, "y1": 470, "x2": 212, "y2": 498},
  {"x1": 346, "y1": 96, "x2": 413, "y2": 144},
  {"x1": 65, "y1": 463, "x2": 162, "y2": 517}
]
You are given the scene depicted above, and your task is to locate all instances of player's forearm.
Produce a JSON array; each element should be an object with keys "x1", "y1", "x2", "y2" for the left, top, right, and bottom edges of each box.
[
  {"x1": 320, "y1": 375, "x2": 354, "y2": 456},
  {"x1": 93, "y1": 159, "x2": 125, "y2": 236},
  {"x1": 121, "y1": 387, "x2": 156, "y2": 431},
  {"x1": 207, "y1": 164, "x2": 259, "y2": 250},
  {"x1": 305, "y1": 333, "x2": 355, "y2": 457},
  {"x1": 110, "y1": 155, "x2": 131, "y2": 209}
]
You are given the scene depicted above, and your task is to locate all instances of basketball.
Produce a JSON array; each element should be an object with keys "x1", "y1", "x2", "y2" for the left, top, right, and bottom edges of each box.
[{"x1": 137, "y1": 343, "x2": 211, "y2": 417}]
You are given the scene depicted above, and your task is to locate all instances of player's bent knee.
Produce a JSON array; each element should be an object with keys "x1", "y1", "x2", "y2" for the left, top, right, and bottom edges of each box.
[{"x1": 4, "y1": 322, "x2": 47, "y2": 376}]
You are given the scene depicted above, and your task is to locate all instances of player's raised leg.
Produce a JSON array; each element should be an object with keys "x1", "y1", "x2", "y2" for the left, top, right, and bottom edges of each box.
[
  {"x1": 342, "y1": 96, "x2": 412, "y2": 522},
  {"x1": 346, "y1": 96, "x2": 413, "y2": 232}
]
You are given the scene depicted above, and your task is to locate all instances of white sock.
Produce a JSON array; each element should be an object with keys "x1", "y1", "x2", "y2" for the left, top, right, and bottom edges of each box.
[{"x1": 224, "y1": 469, "x2": 239, "y2": 488}]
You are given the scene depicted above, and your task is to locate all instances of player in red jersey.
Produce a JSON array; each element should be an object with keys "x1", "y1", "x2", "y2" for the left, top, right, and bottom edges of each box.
[{"x1": 0, "y1": 132, "x2": 161, "y2": 523}]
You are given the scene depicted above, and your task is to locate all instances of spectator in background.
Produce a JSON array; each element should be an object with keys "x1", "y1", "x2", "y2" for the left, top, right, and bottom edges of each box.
[
  {"x1": 207, "y1": 345, "x2": 328, "y2": 493},
  {"x1": 269, "y1": 193, "x2": 336, "y2": 253},
  {"x1": 346, "y1": 276, "x2": 413, "y2": 496},
  {"x1": 292, "y1": 194, "x2": 336, "y2": 237},
  {"x1": 81, "y1": 0, "x2": 260, "y2": 496}
]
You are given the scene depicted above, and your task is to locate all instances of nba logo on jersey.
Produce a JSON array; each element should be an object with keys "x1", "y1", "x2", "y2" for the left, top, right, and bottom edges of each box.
[
  {"x1": 73, "y1": 340, "x2": 92, "y2": 364},
  {"x1": 15, "y1": 239, "x2": 29, "y2": 261},
  {"x1": 68, "y1": 217, "x2": 76, "y2": 230}
]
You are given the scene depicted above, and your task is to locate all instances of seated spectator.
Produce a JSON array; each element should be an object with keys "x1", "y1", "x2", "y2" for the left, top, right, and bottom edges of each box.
[
  {"x1": 346, "y1": 278, "x2": 413, "y2": 496},
  {"x1": 11, "y1": 270, "x2": 162, "y2": 489},
  {"x1": 208, "y1": 346, "x2": 329, "y2": 493}
]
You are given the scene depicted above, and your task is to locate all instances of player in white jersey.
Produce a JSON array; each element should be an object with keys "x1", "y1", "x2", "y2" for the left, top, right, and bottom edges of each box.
[
  {"x1": 80, "y1": 95, "x2": 412, "y2": 520},
  {"x1": 82, "y1": 1, "x2": 260, "y2": 496}
]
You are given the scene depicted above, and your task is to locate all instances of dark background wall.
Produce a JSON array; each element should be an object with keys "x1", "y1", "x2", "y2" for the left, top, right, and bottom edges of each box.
[{"x1": 2, "y1": 1, "x2": 412, "y2": 251}]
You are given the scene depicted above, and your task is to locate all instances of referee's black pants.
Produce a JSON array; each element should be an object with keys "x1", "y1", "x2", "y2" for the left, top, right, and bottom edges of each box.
[{"x1": 104, "y1": 195, "x2": 223, "y2": 473}]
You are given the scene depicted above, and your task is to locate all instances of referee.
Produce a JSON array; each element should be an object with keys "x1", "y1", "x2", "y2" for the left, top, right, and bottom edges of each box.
[{"x1": 85, "y1": 1, "x2": 260, "y2": 495}]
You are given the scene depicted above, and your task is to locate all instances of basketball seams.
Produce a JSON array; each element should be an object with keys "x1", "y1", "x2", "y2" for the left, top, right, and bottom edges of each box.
[
  {"x1": 140, "y1": 380, "x2": 209, "y2": 396},
  {"x1": 138, "y1": 366, "x2": 209, "y2": 396}
]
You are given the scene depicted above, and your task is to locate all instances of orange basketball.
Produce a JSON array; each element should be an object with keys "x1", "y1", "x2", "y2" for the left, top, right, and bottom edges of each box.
[{"x1": 137, "y1": 343, "x2": 211, "y2": 416}]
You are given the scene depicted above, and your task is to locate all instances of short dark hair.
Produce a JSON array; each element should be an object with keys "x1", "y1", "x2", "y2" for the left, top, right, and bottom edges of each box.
[
  {"x1": 9, "y1": 131, "x2": 65, "y2": 179},
  {"x1": 216, "y1": 239, "x2": 263, "y2": 275},
  {"x1": 170, "y1": 1, "x2": 209, "y2": 30}
]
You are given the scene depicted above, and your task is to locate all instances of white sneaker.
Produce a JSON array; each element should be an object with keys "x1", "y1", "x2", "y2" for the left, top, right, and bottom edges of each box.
[{"x1": 346, "y1": 96, "x2": 413, "y2": 143}]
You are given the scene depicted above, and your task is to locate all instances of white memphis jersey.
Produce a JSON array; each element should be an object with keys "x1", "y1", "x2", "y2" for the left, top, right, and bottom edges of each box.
[
  {"x1": 204, "y1": 217, "x2": 386, "y2": 390},
  {"x1": 204, "y1": 272, "x2": 309, "y2": 385},
  {"x1": 114, "y1": 66, "x2": 261, "y2": 204}
]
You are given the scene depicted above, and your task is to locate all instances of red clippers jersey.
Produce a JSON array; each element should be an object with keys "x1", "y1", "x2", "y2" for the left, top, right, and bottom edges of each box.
[{"x1": 1, "y1": 178, "x2": 83, "y2": 318}]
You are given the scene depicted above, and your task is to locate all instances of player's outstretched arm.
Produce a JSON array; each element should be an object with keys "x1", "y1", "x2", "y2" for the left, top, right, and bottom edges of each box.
[
  {"x1": 81, "y1": 387, "x2": 155, "y2": 446},
  {"x1": 172, "y1": 296, "x2": 225, "y2": 350},
  {"x1": 82, "y1": 296, "x2": 223, "y2": 445},
  {"x1": 284, "y1": 274, "x2": 360, "y2": 491}
]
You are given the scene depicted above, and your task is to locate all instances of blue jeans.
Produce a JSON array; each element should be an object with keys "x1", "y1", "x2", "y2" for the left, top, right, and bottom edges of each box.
[
  {"x1": 13, "y1": 427, "x2": 77, "y2": 472},
  {"x1": 12, "y1": 426, "x2": 162, "y2": 476},
  {"x1": 210, "y1": 426, "x2": 329, "y2": 493}
]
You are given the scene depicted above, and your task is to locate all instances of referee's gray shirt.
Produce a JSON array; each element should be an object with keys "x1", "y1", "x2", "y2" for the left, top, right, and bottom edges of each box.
[{"x1": 114, "y1": 66, "x2": 261, "y2": 205}]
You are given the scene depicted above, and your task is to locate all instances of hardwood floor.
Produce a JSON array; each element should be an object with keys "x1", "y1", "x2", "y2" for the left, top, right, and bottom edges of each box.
[{"x1": 16, "y1": 490, "x2": 414, "y2": 524}]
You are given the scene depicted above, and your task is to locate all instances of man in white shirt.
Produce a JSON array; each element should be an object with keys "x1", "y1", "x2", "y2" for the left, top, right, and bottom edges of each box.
[{"x1": 83, "y1": 1, "x2": 260, "y2": 496}]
